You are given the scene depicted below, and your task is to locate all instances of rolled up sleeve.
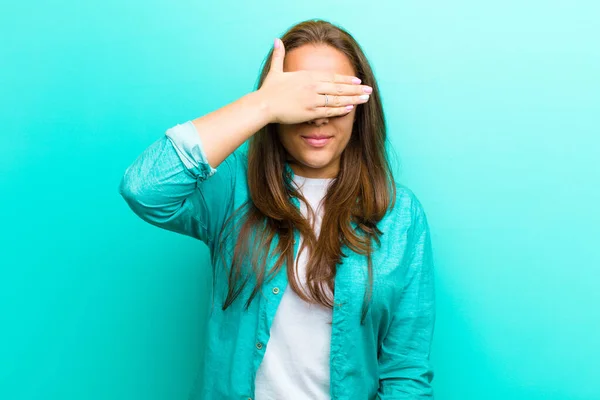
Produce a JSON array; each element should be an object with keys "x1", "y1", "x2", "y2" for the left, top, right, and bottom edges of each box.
[{"x1": 119, "y1": 121, "x2": 238, "y2": 245}]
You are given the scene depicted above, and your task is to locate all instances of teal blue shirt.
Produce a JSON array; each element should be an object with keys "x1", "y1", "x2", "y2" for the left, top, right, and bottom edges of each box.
[{"x1": 119, "y1": 121, "x2": 436, "y2": 399}]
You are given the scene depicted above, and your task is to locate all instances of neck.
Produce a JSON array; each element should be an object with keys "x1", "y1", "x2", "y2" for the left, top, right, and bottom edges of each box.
[{"x1": 287, "y1": 161, "x2": 339, "y2": 179}]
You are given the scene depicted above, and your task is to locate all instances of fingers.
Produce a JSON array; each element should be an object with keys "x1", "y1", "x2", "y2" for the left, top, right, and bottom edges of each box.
[
  {"x1": 269, "y1": 38, "x2": 286, "y2": 73},
  {"x1": 312, "y1": 71, "x2": 362, "y2": 85},
  {"x1": 313, "y1": 105, "x2": 356, "y2": 118},
  {"x1": 313, "y1": 93, "x2": 370, "y2": 108},
  {"x1": 315, "y1": 81, "x2": 372, "y2": 97}
]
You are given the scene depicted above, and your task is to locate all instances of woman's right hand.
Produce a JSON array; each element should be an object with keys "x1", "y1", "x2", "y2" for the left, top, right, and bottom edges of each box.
[{"x1": 258, "y1": 38, "x2": 372, "y2": 125}]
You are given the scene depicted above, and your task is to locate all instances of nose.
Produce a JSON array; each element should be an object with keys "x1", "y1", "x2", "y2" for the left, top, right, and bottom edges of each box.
[{"x1": 307, "y1": 117, "x2": 329, "y2": 126}]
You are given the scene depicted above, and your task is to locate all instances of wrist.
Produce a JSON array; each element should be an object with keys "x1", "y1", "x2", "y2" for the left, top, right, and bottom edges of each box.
[{"x1": 250, "y1": 89, "x2": 274, "y2": 125}]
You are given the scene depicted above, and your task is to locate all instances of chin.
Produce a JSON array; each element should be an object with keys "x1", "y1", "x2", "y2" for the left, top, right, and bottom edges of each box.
[{"x1": 297, "y1": 156, "x2": 331, "y2": 169}]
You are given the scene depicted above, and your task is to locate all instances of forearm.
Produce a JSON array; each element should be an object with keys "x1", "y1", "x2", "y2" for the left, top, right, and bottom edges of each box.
[{"x1": 191, "y1": 89, "x2": 271, "y2": 169}]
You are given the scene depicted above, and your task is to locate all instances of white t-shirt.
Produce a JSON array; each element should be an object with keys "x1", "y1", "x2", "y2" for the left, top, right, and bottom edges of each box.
[{"x1": 255, "y1": 174, "x2": 334, "y2": 400}]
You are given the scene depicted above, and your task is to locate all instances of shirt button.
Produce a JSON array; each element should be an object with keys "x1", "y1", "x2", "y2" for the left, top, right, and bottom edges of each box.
[
  {"x1": 272, "y1": 287, "x2": 280, "y2": 295},
  {"x1": 256, "y1": 342, "x2": 263, "y2": 350}
]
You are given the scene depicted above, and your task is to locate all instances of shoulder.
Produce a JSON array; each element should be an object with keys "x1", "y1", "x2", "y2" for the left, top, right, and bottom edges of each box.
[{"x1": 390, "y1": 181, "x2": 429, "y2": 224}]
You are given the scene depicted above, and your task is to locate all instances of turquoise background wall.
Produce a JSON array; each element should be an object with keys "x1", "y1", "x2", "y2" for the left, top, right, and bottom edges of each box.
[{"x1": 1, "y1": 1, "x2": 598, "y2": 399}]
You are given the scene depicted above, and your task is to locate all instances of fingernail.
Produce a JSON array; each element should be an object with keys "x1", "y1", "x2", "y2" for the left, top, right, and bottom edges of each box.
[
  {"x1": 363, "y1": 86, "x2": 373, "y2": 94},
  {"x1": 352, "y1": 77, "x2": 361, "y2": 84},
  {"x1": 346, "y1": 105, "x2": 354, "y2": 111},
  {"x1": 359, "y1": 94, "x2": 370, "y2": 100},
  {"x1": 274, "y1": 38, "x2": 280, "y2": 49}
]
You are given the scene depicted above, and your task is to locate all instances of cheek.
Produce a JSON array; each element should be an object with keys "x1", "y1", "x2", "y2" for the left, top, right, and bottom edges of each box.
[
  {"x1": 335, "y1": 117, "x2": 355, "y2": 138},
  {"x1": 277, "y1": 126, "x2": 299, "y2": 153},
  {"x1": 278, "y1": 124, "x2": 300, "y2": 138}
]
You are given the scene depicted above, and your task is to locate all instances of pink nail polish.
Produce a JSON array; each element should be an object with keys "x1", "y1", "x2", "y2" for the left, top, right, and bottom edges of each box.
[{"x1": 352, "y1": 77, "x2": 361, "y2": 84}]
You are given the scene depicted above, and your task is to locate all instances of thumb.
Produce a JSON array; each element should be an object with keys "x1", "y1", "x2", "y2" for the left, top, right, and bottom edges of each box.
[{"x1": 269, "y1": 38, "x2": 285, "y2": 73}]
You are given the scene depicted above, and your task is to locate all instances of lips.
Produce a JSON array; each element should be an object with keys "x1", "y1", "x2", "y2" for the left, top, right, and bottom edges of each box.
[
  {"x1": 301, "y1": 135, "x2": 332, "y2": 139},
  {"x1": 301, "y1": 136, "x2": 332, "y2": 148}
]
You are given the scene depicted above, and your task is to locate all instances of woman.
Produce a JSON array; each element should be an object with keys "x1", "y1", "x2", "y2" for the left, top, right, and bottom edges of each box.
[{"x1": 120, "y1": 19, "x2": 435, "y2": 400}]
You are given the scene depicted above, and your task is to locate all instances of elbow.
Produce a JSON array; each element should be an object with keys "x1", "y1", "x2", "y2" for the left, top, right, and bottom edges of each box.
[
  {"x1": 118, "y1": 169, "x2": 183, "y2": 227},
  {"x1": 118, "y1": 169, "x2": 153, "y2": 219},
  {"x1": 118, "y1": 169, "x2": 140, "y2": 206}
]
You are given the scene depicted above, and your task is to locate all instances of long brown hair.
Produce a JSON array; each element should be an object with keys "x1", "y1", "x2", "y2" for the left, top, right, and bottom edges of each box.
[{"x1": 215, "y1": 19, "x2": 397, "y2": 324}]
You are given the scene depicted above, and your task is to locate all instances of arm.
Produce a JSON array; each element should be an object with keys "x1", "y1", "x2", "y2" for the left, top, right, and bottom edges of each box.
[
  {"x1": 377, "y1": 198, "x2": 436, "y2": 399},
  {"x1": 118, "y1": 90, "x2": 271, "y2": 245},
  {"x1": 118, "y1": 36, "x2": 368, "y2": 245}
]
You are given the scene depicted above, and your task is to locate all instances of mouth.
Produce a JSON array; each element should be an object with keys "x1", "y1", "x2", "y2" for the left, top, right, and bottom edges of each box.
[{"x1": 301, "y1": 136, "x2": 333, "y2": 148}]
